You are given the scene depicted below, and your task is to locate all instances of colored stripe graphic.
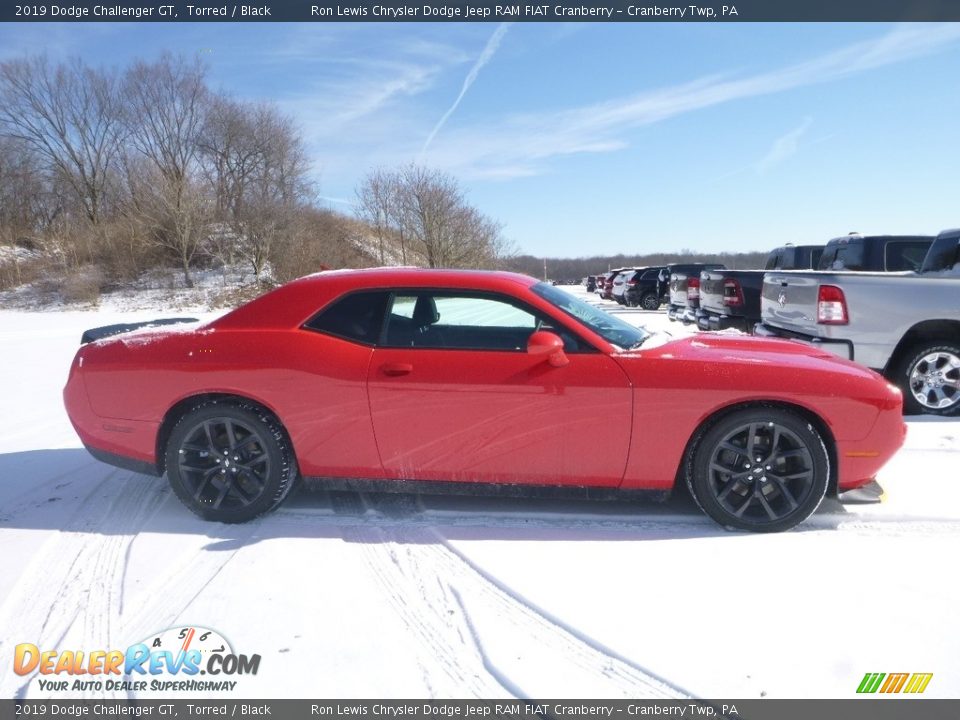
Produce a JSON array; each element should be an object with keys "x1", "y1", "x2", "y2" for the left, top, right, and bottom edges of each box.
[
  {"x1": 857, "y1": 673, "x2": 885, "y2": 693},
  {"x1": 880, "y1": 673, "x2": 909, "y2": 693},
  {"x1": 903, "y1": 673, "x2": 933, "y2": 694},
  {"x1": 857, "y1": 672, "x2": 933, "y2": 694}
]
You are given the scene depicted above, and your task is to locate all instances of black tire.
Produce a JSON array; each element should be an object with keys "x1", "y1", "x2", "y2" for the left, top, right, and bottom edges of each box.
[
  {"x1": 640, "y1": 293, "x2": 659, "y2": 311},
  {"x1": 686, "y1": 407, "x2": 829, "y2": 532},
  {"x1": 893, "y1": 342, "x2": 960, "y2": 417},
  {"x1": 165, "y1": 401, "x2": 297, "y2": 523}
]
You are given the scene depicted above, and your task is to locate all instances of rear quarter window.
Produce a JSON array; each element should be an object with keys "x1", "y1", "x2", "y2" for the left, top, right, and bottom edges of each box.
[{"x1": 304, "y1": 291, "x2": 389, "y2": 345}]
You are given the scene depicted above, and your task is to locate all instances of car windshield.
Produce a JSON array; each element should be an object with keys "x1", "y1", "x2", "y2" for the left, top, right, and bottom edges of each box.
[{"x1": 531, "y1": 282, "x2": 651, "y2": 350}]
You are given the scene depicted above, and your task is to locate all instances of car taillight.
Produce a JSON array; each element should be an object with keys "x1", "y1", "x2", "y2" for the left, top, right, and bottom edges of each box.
[
  {"x1": 626, "y1": 279, "x2": 637, "y2": 286},
  {"x1": 687, "y1": 277, "x2": 700, "y2": 300},
  {"x1": 723, "y1": 279, "x2": 744, "y2": 307},
  {"x1": 817, "y1": 284, "x2": 848, "y2": 324}
]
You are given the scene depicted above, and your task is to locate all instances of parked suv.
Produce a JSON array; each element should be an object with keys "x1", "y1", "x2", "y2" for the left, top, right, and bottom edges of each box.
[
  {"x1": 611, "y1": 268, "x2": 644, "y2": 305},
  {"x1": 599, "y1": 268, "x2": 629, "y2": 300},
  {"x1": 622, "y1": 266, "x2": 669, "y2": 309}
]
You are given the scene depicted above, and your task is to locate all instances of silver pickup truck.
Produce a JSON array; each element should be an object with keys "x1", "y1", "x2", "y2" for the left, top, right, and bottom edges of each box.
[{"x1": 755, "y1": 228, "x2": 960, "y2": 416}]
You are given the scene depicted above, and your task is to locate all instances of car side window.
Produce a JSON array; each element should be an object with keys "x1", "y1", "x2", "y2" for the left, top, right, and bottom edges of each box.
[
  {"x1": 383, "y1": 292, "x2": 584, "y2": 352},
  {"x1": 304, "y1": 291, "x2": 389, "y2": 345}
]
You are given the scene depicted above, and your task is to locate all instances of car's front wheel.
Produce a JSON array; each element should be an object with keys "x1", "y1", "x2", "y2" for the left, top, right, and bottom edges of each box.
[
  {"x1": 687, "y1": 408, "x2": 829, "y2": 532},
  {"x1": 165, "y1": 402, "x2": 297, "y2": 523}
]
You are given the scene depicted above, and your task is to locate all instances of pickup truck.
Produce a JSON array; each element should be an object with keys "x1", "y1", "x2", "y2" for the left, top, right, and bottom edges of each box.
[
  {"x1": 697, "y1": 245, "x2": 824, "y2": 333},
  {"x1": 755, "y1": 228, "x2": 960, "y2": 416},
  {"x1": 817, "y1": 233, "x2": 932, "y2": 272},
  {"x1": 665, "y1": 263, "x2": 726, "y2": 323}
]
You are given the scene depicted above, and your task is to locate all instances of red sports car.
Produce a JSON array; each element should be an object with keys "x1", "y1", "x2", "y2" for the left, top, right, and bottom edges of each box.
[{"x1": 63, "y1": 268, "x2": 905, "y2": 532}]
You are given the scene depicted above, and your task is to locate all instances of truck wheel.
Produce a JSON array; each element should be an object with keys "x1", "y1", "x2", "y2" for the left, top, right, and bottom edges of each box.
[
  {"x1": 895, "y1": 342, "x2": 960, "y2": 416},
  {"x1": 640, "y1": 293, "x2": 660, "y2": 311},
  {"x1": 686, "y1": 408, "x2": 829, "y2": 532}
]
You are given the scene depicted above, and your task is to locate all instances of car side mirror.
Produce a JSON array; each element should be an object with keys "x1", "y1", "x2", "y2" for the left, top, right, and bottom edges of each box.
[{"x1": 527, "y1": 331, "x2": 569, "y2": 368}]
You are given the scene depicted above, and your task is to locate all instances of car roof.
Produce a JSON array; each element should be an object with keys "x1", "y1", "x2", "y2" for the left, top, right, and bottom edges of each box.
[{"x1": 215, "y1": 267, "x2": 540, "y2": 330}]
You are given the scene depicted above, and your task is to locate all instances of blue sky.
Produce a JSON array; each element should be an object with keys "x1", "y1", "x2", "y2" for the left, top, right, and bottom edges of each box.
[{"x1": 1, "y1": 21, "x2": 959, "y2": 257}]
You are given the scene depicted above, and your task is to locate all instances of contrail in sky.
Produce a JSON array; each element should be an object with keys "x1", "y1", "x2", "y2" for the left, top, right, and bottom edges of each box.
[{"x1": 421, "y1": 23, "x2": 512, "y2": 156}]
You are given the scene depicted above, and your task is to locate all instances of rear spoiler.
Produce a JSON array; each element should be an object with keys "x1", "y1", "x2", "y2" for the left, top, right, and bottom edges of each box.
[{"x1": 80, "y1": 317, "x2": 199, "y2": 345}]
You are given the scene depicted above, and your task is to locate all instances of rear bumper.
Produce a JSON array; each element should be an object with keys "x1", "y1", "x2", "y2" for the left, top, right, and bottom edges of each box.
[
  {"x1": 64, "y1": 362, "x2": 160, "y2": 474},
  {"x1": 697, "y1": 309, "x2": 751, "y2": 333},
  {"x1": 85, "y1": 445, "x2": 160, "y2": 477},
  {"x1": 754, "y1": 323, "x2": 854, "y2": 362}
]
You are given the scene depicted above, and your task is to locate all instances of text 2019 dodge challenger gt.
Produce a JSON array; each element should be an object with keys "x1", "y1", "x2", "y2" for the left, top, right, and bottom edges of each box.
[{"x1": 63, "y1": 268, "x2": 905, "y2": 532}]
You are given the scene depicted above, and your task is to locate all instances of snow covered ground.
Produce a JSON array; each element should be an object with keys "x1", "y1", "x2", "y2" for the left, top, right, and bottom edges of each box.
[{"x1": 0, "y1": 285, "x2": 958, "y2": 700}]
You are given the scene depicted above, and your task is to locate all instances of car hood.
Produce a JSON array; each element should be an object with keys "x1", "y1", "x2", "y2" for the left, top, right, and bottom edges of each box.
[{"x1": 627, "y1": 332, "x2": 877, "y2": 378}]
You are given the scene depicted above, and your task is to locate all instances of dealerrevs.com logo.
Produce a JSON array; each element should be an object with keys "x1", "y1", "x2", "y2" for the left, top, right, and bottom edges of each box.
[
  {"x1": 857, "y1": 672, "x2": 933, "y2": 694},
  {"x1": 14, "y1": 626, "x2": 260, "y2": 693}
]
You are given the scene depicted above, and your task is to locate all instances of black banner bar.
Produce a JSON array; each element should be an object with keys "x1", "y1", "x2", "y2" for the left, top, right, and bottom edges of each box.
[
  {"x1": 3, "y1": 700, "x2": 960, "y2": 720},
  {"x1": 3, "y1": 1, "x2": 960, "y2": 23}
]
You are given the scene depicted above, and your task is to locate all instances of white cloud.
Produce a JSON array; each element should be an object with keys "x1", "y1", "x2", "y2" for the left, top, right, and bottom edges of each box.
[
  {"x1": 418, "y1": 23, "x2": 960, "y2": 179},
  {"x1": 421, "y1": 23, "x2": 512, "y2": 154},
  {"x1": 756, "y1": 117, "x2": 813, "y2": 174}
]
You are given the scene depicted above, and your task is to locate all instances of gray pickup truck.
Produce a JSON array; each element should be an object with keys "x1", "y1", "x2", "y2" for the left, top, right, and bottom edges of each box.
[{"x1": 755, "y1": 229, "x2": 960, "y2": 416}]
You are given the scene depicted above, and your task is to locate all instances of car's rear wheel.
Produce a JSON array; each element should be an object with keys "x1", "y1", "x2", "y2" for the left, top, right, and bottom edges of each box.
[
  {"x1": 165, "y1": 402, "x2": 297, "y2": 523},
  {"x1": 895, "y1": 342, "x2": 960, "y2": 416},
  {"x1": 640, "y1": 293, "x2": 659, "y2": 311},
  {"x1": 687, "y1": 408, "x2": 829, "y2": 532}
]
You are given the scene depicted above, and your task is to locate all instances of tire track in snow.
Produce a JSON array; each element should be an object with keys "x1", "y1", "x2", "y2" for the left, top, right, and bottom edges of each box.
[
  {"x1": 0, "y1": 473, "x2": 168, "y2": 699},
  {"x1": 117, "y1": 520, "x2": 264, "y2": 643},
  {"x1": 342, "y1": 510, "x2": 690, "y2": 699}
]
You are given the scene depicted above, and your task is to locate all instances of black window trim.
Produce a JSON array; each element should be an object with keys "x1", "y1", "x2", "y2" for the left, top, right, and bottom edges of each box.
[{"x1": 300, "y1": 286, "x2": 601, "y2": 353}]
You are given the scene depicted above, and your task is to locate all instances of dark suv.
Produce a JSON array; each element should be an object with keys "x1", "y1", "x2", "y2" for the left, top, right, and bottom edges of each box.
[{"x1": 622, "y1": 266, "x2": 669, "y2": 310}]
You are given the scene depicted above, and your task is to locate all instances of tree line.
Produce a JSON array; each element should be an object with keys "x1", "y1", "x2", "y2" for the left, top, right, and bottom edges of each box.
[
  {"x1": 0, "y1": 52, "x2": 510, "y2": 300},
  {"x1": 508, "y1": 250, "x2": 770, "y2": 282}
]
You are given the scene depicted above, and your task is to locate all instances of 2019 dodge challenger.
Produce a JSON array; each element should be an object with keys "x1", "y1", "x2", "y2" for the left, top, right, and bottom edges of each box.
[{"x1": 63, "y1": 268, "x2": 906, "y2": 532}]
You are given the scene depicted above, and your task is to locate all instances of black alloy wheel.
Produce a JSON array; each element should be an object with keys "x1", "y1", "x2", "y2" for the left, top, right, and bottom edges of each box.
[
  {"x1": 166, "y1": 402, "x2": 297, "y2": 522},
  {"x1": 641, "y1": 293, "x2": 660, "y2": 311},
  {"x1": 688, "y1": 408, "x2": 829, "y2": 532}
]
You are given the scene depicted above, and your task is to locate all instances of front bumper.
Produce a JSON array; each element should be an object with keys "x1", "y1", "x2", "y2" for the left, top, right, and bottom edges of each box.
[{"x1": 838, "y1": 479, "x2": 885, "y2": 504}]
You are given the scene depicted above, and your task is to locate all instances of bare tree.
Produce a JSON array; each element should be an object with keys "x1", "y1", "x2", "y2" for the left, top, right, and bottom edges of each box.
[
  {"x1": 354, "y1": 164, "x2": 508, "y2": 270},
  {"x1": 0, "y1": 136, "x2": 61, "y2": 243},
  {"x1": 0, "y1": 56, "x2": 123, "y2": 226},
  {"x1": 123, "y1": 53, "x2": 209, "y2": 286},
  {"x1": 200, "y1": 98, "x2": 311, "y2": 282}
]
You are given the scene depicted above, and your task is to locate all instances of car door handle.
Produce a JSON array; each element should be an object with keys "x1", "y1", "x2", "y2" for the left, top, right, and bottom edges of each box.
[{"x1": 381, "y1": 362, "x2": 413, "y2": 377}]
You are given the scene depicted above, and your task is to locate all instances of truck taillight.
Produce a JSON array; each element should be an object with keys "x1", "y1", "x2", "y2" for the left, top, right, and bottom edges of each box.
[
  {"x1": 723, "y1": 279, "x2": 744, "y2": 307},
  {"x1": 817, "y1": 284, "x2": 848, "y2": 324},
  {"x1": 687, "y1": 277, "x2": 700, "y2": 300}
]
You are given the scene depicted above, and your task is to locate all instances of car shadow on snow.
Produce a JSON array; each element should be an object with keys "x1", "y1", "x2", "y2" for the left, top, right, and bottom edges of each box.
[{"x1": 0, "y1": 447, "x2": 863, "y2": 545}]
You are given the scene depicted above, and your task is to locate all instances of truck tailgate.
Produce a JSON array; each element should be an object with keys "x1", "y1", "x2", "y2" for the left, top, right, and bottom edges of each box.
[{"x1": 761, "y1": 273, "x2": 822, "y2": 334}]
